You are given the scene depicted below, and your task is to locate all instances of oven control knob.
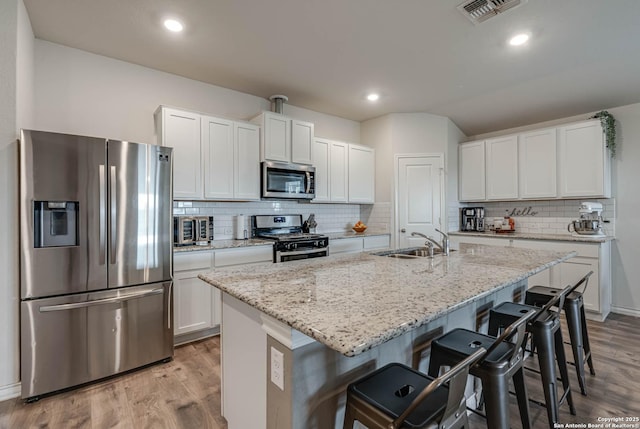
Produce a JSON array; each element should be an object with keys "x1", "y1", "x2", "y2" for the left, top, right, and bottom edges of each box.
[{"x1": 288, "y1": 243, "x2": 297, "y2": 250}]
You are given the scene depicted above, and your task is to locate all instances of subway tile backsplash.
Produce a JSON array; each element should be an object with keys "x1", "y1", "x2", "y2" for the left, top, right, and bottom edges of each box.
[
  {"x1": 173, "y1": 200, "x2": 361, "y2": 240},
  {"x1": 462, "y1": 198, "x2": 615, "y2": 236}
]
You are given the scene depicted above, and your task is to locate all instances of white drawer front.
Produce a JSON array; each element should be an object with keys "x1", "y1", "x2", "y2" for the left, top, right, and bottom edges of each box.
[
  {"x1": 363, "y1": 235, "x2": 391, "y2": 251},
  {"x1": 174, "y1": 251, "x2": 213, "y2": 272},
  {"x1": 215, "y1": 245, "x2": 273, "y2": 267},
  {"x1": 330, "y1": 238, "x2": 364, "y2": 254},
  {"x1": 511, "y1": 239, "x2": 599, "y2": 258}
]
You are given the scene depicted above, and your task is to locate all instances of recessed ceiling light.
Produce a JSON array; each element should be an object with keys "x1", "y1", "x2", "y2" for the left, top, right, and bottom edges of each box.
[
  {"x1": 509, "y1": 33, "x2": 529, "y2": 46},
  {"x1": 366, "y1": 93, "x2": 380, "y2": 102},
  {"x1": 163, "y1": 19, "x2": 184, "y2": 33}
]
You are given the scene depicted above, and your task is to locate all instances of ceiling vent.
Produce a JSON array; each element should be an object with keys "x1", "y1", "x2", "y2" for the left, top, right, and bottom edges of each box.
[{"x1": 457, "y1": 0, "x2": 527, "y2": 24}]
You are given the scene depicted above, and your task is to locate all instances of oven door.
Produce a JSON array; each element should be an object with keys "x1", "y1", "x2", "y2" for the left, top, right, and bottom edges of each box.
[{"x1": 262, "y1": 161, "x2": 315, "y2": 199}]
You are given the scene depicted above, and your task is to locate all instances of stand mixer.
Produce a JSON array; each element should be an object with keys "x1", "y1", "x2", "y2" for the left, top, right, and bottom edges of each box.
[{"x1": 568, "y1": 202, "x2": 605, "y2": 237}]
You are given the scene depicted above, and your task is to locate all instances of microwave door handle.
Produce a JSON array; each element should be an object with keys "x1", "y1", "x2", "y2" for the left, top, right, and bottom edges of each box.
[
  {"x1": 99, "y1": 164, "x2": 106, "y2": 265},
  {"x1": 305, "y1": 171, "x2": 311, "y2": 194},
  {"x1": 110, "y1": 165, "x2": 117, "y2": 265}
]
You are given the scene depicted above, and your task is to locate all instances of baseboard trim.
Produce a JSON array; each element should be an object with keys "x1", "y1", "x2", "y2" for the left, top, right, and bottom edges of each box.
[
  {"x1": 0, "y1": 382, "x2": 21, "y2": 401},
  {"x1": 611, "y1": 305, "x2": 640, "y2": 317}
]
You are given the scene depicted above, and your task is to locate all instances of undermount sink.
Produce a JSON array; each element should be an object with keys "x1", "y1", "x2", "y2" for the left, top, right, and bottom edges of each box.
[{"x1": 373, "y1": 247, "x2": 456, "y2": 259}]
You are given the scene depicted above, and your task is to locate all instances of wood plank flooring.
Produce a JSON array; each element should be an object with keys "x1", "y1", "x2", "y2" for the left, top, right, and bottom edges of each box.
[{"x1": 1, "y1": 313, "x2": 639, "y2": 429}]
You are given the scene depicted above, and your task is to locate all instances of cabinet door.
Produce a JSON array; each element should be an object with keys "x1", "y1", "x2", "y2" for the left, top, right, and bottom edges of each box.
[
  {"x1": 559, "y1": 258, "x2": 600, "y2": 313},
  {"x1": 330, "y1": 238, "x2": 363, "y2": 254},
  {"x1": 458, "y1": 141, "x2": 486, "y2": 201},
  {"x1": 174, "y1": 271, "x2": 213, "y2": 336},
  {"x1": 202, "y1": 116, "x2": 234, "y2": 200},
  {"x1": 330, "y1": 141, "x2": 349, "y2": 203},
  {"x1": 519, "y1": 128, "x2": 557, "y2": 199},
  {"x1": 234, "y1": 122, "x2": 260, "y2": 200},
  {"x1": 291, "y1": 120, "x2": 314, "y2": 165},
  {"x1": 312, "y1": 139, "x2": 330, "y2": 202},
  {"x1": 558, "y1": 120, "x2": 610, "y2": 198},
  {"x1": 485, "y1": 135, "x2": 518, "y2": 200},
  {"x1": 263, "y1": 112, "x2": 290, "y2": 162},
  {"x1": 161, "y1": 108, "x2": 202, "y2": 199},
  {"x1": 348, "y1": 144, "x2": 375, "y2": 203}
]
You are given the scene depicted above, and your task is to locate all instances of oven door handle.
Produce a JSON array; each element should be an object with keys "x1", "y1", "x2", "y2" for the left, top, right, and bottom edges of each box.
[{"x1": 276, "y1": 248, "x2": 328, "y2": 258}]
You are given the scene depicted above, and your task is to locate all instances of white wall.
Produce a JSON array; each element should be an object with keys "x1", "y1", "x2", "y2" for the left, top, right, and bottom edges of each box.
[
  {"x1": 361, "y1": 112, "x2": 465, "y2": 246},
  {"x1": 0, "y1": 0, "x2": 34, "y2": 399},
  {"x1": 34, "y1": 40, "x2": 360, "y2": 145},
  {"x1": 467, "y1": 103, "x2": 640, "y2": 316}
]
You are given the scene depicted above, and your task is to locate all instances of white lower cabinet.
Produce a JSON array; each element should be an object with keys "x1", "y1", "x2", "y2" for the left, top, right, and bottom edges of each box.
[
  {"x1": 173, "y1": 251, "x2": 215, "y2": 338},
  {"x1": 451, "y1": 235, "x2": 611, "y2": 321},
  {"x1": 330, "y1": 235, "x2": 391, "y2": 254},
  {"x1": 173, "y1": 245, "x2": 273, "y2": 343}
]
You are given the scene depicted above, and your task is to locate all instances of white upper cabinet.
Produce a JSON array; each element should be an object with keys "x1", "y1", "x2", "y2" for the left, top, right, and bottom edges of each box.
[
  {"x1": 459, "y1": 140, "x2": 486, "y2": 201},
  {"x1": 459, "y1": 119, "x2": 611, "y2": 202},
  {"x1": 485, "y1": 135, "x2": 518, "y2": 200},
  {"x1": 518, "y1": 128, "x2": 557, "y2": 199},
  {"x1": 558, "y1": 120, "x2": 611, "y2": 198},
  {"x1": 253, "y1": 112, "x2": 314, "y2": 165},
  {"x1": 156, "y1": 106, "x2": 260, "y2": 201},
  {"x1": 348, "y1": 144, "x2": 375, "y2": 203},
  {"x1": 312, "y1": 138, "x2": 349, "y2": 203},
  {"x1": 291, "y1": 119, "x2": 314, "y2": 165},
  {"x1": 234, "y1": 122, "x2": 261, "y2": 200},
  {"x1": 157, "y1": 107, "x2": 202, "y2": 199},
  {"x1": 202, "y1": 116, "x2": 234, "y2": 200}
]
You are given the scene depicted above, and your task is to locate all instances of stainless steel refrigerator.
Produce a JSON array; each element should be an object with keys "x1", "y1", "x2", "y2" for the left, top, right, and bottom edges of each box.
[{"x1": 19, "y1": 129, "x2": 174, "y2": 400}]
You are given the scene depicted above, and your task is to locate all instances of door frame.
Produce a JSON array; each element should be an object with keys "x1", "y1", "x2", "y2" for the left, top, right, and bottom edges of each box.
[{"x1": 393, "y1": 153, "x2": 446, "y2": 249}]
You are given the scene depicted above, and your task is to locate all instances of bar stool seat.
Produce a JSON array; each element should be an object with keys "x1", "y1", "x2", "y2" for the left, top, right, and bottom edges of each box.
[
  {"x1": 343, "y1": 349, "x2": 486, "y2": 429},
  {"x1": 526, "y1": 274, "x2": 596, "y2": 396},
  {"x1": 428, "y1": 309, "x2": 535, "y2": 429}
]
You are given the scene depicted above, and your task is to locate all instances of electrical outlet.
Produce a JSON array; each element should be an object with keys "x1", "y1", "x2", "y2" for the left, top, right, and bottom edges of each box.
[{"x1": 270, "y1": 347, "x2": 284, "y2": 390}]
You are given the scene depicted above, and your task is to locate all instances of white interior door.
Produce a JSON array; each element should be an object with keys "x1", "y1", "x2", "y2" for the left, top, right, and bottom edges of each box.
[{"x1": 397, "y1": 155, "x2": 444, "y2": 249}]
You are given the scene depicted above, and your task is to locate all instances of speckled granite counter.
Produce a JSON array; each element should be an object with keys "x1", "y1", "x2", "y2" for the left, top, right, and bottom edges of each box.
[
  {"x1": 199, "y1": 243, "x2": 574, "y2": 357},
  {"x1": 173, "y1": 238, "x2": 272, "y2": 253},
  {"x1": 449, "y1": 230, "x2": 614, "y2": 243},
  {"x1": 324, "y1": 230, "x2": 390, "y2": 240}
]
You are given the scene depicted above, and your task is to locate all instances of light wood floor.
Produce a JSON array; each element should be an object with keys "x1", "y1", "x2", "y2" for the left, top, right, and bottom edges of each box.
[{"x1": 1, "y1": 313, "x2": 639, "y2": 429}]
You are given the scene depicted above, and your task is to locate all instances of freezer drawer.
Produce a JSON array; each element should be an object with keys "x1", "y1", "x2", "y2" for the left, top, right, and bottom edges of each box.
[{"x1": 21, "y1": 282, "x2": 173, "y2": 399}]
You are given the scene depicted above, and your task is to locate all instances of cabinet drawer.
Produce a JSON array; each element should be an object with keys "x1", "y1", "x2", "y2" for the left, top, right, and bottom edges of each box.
[
  {"x1": 174, "y1": 251, "x2": 213, "y2": 272},
  {"x1": 214, "y1": 245, "x2": 273, "y2": 267},
  {"x1": 363, "y1": 235, "x2": 391, "y2": 251},
  {"x1": 330, "y1": 238, "x2": 364, "y2": 254},
  {"x1": 451, "y1": 235, "x2": 511, "y2": 247}
]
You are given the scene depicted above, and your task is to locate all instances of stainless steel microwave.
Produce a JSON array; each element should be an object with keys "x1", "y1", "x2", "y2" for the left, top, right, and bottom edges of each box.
[
  {"x1": 261, "y1": 161, "x2": 315, "y2": 200},
  {"x1": 173, "y1": 216, "x2": 213, "y2": 246}
]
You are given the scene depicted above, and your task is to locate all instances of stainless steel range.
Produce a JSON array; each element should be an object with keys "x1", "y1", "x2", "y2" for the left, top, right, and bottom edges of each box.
[{"x1": 252, "y1": 215, "x2": 329, "y2": 263}]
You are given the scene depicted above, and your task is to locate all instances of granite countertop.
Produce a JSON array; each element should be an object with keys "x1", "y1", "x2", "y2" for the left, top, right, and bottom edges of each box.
[
  {"x1": 173, "y1": 238, "x2": 273, "y2": 253},
  {"x1": 324, "y1": 230, "x2": 390, "y2": 240},
  {"x1": 449, "y1": 230, "x2": 615, "y2": 243},
  {"x1": 199, "y1": 243, "x2": 575, "y2": 357}
]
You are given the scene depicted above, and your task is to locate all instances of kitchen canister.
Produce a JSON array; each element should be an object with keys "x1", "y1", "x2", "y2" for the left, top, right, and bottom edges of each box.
[{"x1": 235, "y1": 214, "x2": 247, "y2": 240}]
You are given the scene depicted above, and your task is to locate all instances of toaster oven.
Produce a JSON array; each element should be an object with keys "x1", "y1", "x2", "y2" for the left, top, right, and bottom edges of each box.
[{"x1": 173, "y1": 216, "x2": 213, "y2": 246}]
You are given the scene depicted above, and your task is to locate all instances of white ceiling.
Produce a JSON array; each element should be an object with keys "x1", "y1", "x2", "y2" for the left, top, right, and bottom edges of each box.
[{"x1": 23, "y1": 0, "x2": 640, "y2": 136}]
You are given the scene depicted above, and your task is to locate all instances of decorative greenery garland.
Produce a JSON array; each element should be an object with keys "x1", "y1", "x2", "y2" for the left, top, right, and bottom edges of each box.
[{"x1": 591, "y1": 111, "x2": 616, "y2": 157}]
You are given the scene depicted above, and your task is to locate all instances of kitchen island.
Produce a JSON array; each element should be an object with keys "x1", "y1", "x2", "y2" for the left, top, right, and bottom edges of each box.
[{"x1": 199, "y1": 243, "x2": 575, "y2": 429}]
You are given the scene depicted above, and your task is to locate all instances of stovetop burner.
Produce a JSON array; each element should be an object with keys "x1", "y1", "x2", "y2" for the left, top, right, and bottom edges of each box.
[{"x1": 259, "y1": 232, "x2": 325, "y2": 241}]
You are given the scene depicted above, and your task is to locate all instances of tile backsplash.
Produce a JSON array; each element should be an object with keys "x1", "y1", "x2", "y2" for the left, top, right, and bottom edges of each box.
[
  {"x1": 173, "y1": 200, "x2": 361, "y2": 240},
  {"x1": 462, "y1": 198, "x2": 615, "y2": 236}
]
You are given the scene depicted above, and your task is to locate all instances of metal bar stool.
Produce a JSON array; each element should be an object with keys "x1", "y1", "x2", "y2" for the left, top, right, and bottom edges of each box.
[
  {"x1": 343, "y1": 348, "x2": 486, "y2": 429},
  {"x1": 487, "y1": 276, "x2": 588, "y2": 427},
  {"x1": 525, "y1": 271, "x2": 595, "y2": 395},
  {"x1": 427, "y1": 309, "x2": 536, "y2": 429}
]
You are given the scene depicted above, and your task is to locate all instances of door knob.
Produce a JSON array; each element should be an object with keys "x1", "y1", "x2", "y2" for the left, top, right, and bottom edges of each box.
[{"x1": 400, "y1": 228, "x2": 406, "y2": 233}]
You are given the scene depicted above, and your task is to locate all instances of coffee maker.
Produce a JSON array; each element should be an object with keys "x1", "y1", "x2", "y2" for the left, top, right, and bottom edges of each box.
[{"x1": 460, "y1": 207, "x2": 485, "y2": 232}]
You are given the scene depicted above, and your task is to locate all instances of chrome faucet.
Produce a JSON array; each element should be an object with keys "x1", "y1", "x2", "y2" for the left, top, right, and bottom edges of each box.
[{"x1": 411, "y1": 229, "x2": 450, "y2": 255}]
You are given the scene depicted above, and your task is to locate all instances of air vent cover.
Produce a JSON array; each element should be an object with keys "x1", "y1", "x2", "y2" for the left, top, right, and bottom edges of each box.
[{"x1": 457, "y1": 0, "x2": 527, "y2": 24}]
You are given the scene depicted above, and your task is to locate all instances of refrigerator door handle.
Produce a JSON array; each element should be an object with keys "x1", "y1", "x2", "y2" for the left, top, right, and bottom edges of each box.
[
  {"x1": 109, "y1": 165, "x2": 117, "y2": 265},
  {"x1": 167, "y1": 281, "x2": 173, "y2": 330},
  {"x1": 99, "y1": 164, "x2": 106, "y2": 265},
  {"x1": 39, "y1": 287, "x2": 165, "y2": 312}
]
